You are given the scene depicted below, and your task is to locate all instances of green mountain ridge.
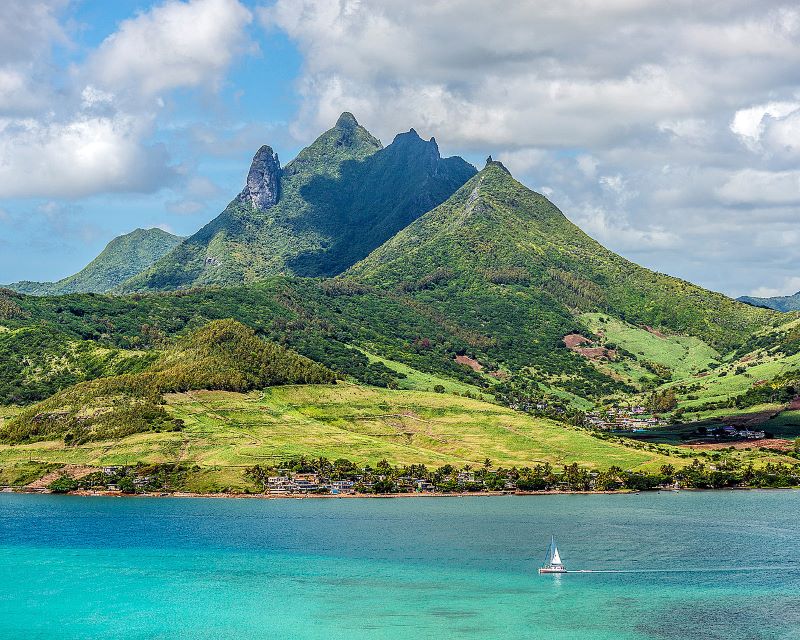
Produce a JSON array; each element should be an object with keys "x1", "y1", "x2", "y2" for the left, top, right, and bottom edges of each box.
[
  {"x1": 119, "y1": 113, "x2": 476, "y2": 291},
  {"x1": 348, "y1": 159, "x2": 773, "y2": 354},
  {"x1": 5, "y1": 228, "x2": 182, "y2": 295},
  {"x1": 739, "y1": 291, "x2": 800, "y2": 312}
]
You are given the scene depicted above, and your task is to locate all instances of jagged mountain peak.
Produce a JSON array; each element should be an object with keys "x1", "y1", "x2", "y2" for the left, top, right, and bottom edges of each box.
[
  {"x1": 117, "y1": 114, "x2": 475, "y2": 290},
  {"x1": 335, "y1": 111, "x2": 359, "y2": 128},
  {"x1": 484, "y1": 155, "x2": 512, "y2": 175},
  {"x1": 239, "y1": 145, "x2": 281, "y2": 211}
]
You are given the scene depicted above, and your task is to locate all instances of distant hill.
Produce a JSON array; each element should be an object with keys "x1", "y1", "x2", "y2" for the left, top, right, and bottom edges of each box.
[
  {"x1": 6, "y1": 228, "x2": 182, "y2": 295},
  {"x1": 738, "y1": 291, "x2": 800, "y2": 312},
  {"x1": 0, "y1": 319, "x2": 336, "y2": 445},
  {"x1": 120, "y1": 112, "x2": 476, "y2": 291}
]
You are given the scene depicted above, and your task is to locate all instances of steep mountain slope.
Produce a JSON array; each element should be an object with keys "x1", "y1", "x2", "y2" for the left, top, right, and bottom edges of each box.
[
  {"x1": 348, "y1": 159, "x2": 774, "y2": 361},
  {"x1": 0, "y1": 319, "x2": 336, "y2": 445},
  {"x1": 6, "y1": 228, "x2": 182, "y2": 295},
  {"x1": 0, "y1": 162, "x2": 779, "y2": 409},
  {"x1": 739, "y1": 291, "x2": 800, "y2": 312},
  {"x1": 121, "y1": 113, "x2": 475, "y2": 291}
]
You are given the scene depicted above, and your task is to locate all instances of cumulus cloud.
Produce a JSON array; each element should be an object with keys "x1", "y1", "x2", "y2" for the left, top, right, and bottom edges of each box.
[
  {"x1": 265, "y1": 0, "x2": 800, "y2": 295},
  {"x1": 0, "y1": 114, "x2": 172, "y2": 198},
  {"x1": 0, "y1": 0, "x2": 254, "y2": 200},
  {"x1": 717, "y1": 169, "x2": 800, "y2": 206},
  {"x1": 87, "y1": 0, "x2": 253, "y2": 98}
]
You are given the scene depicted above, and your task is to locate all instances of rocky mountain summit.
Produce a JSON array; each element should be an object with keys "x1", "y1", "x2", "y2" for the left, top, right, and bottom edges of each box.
[
  {"x1": 118, "y1": 113, "x2": 475, "y2": 291},
  {"x1": 238, "y1": 145, "x2": 281, "y2": 211}
]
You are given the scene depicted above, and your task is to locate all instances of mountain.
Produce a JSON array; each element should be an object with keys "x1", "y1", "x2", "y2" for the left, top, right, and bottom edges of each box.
[
  {"x1": 6, "y1": 228, "x2": 182, "y2": 295},
  {"x1": 120, "y1": 113, "x2": 476, "y2": 291},
  {"x1": 738, "y1": 291, "x2": 800, "y2": 312},
  {"x1": 348, "y1": 159, "x2": 773, "y2": 372}
]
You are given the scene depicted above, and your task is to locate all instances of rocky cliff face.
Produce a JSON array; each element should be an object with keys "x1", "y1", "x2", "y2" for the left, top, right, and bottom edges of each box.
[{"x1": 239, "y1": 145, "x2": 281, "y2": 210}]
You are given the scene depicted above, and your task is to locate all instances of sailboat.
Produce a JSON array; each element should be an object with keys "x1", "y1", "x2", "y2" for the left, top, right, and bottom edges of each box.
[{"x1": 539, "y1": 535, "x2": 567, "y2": 574}]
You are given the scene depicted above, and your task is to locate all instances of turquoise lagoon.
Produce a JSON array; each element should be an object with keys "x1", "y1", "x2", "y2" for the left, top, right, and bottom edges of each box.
[{"x1": 1, "y1": 491, "x2": 799, "y2": 639}]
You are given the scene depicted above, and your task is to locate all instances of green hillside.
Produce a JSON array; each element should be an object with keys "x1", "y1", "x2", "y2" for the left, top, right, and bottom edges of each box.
[
  {"x1": 349, "y1": 160, "x2": 772, "y2": 352},
  {"x1": 0, "y1": 385, "x2": 681, "y2": 482},
  {"x1": 6, "y1": 228, "x2": 182, "y2": 295},
  {"x1": 0, "y1": 163, "x2": 783, "y2": 410},
  {"x1": 1, "y1": 320, "x2": 335, "y2": 445},
  {"x1": 120, "y1": 113, "x2": 475, "y2": 291},
  {"x1": 344, "y1": 161, "x2": 775, "y2": 395}
]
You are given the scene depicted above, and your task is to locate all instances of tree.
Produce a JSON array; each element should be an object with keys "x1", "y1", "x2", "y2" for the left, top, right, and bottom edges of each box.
[{"x1": 48, "y1": 475, "x2": 79, "y2": 494}]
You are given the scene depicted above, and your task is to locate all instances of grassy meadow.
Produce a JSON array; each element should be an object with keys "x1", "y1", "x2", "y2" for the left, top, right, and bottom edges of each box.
[
  {"x1": 0, "y1": 384, "x2": 684, "y2": 489},
  {"x1": 581, "y1": 313, "x2": 720, "y2": 384}
]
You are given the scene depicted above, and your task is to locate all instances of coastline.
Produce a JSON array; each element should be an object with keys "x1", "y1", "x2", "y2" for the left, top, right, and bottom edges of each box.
[{"x1": 6, "y1": 488, "x2": 641, "y2": 499}]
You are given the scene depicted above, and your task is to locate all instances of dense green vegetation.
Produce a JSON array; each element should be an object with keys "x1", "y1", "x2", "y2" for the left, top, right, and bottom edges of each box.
[
  {"x1": 0, "y1": 316, "x2": 158, "y2": 405},
  {"x1": 2, "y1": 126, "x2": 798, "y2": 483},
  {"x1": 5, "y1": 228, "x2": 182, "y2": 295},
  {"x1": 0, "y1": 320, "x2": 335, "y2": 445},
  {"x1": 349, "y1": 161, "x2": 773, "y2": 354},
  {"x1": 120, "y1": 113, "x2": 475, "y2": 291}
]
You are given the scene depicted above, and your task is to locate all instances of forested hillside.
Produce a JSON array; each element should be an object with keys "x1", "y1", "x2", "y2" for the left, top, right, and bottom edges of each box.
[{"x1": 1, "y1": 320, "x2": 335, "y2": 445}]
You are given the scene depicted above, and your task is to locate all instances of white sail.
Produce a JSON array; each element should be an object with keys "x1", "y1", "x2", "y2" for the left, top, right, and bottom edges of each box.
[{"x1": 552, "y1": 547, "x2": 562, "y2": 565}]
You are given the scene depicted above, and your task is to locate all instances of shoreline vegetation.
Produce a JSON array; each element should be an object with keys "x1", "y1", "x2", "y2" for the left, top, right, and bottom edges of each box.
[{"x1": 6, "y1": 454, "x2": 798, "y2": 498}]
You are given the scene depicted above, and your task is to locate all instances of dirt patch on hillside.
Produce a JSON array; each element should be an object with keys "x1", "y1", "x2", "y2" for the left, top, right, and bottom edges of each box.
[
  {"x1": 688, "y1": 439, "x2": 792, "y2": 451},
  {"x1": 454, "y1": 355, "x2": 483, "y2": 372},
  {"x1": 564, "y1": 334, "x2": 615, "y2": 360},
  {"x1": 563, "y1": 334, "x2": 592, "y2": 348},
  {"x1": 644, "y1": 326, "x2": 667, "y2": 338},
  {"x1": 25, "y1": 465, "x2": 96, "y2": 490},
  {"x1": 789, "y1": 397, "x2": 800, "y2": 410},
  {"x1": 574, "y1": 346, "x2": 617, "y2": 361}
]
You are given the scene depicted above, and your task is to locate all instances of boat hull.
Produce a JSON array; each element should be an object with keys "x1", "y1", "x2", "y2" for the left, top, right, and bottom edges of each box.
[{"x1": 539, "y1": 567, "x2": 567, "y2": 574}]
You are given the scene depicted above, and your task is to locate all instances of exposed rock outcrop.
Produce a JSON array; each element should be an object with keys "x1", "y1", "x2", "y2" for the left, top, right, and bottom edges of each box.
[{"x1": 239, "y1": 145, "x2": 281, "y2": 211}]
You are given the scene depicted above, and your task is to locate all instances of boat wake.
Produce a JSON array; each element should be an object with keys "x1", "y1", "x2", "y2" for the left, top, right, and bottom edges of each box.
[{"x1": 566, "y1": 566, "x2": 791, "y2": 574}]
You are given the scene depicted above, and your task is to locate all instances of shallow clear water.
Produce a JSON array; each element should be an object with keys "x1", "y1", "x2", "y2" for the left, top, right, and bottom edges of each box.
[{"x1": 1, "y1": 491, "x2": 799, "y2": 639}]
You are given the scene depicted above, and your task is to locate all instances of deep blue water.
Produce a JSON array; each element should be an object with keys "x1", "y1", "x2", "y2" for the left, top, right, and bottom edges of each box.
[{"x1": 1, "y1": 491, "x2": 799, "y2": 639}]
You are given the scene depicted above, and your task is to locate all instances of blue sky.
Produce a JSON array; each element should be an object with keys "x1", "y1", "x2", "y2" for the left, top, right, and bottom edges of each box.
[
  {"x1": 0, "y1": 0, "x2": 307, "y2": 283},
  {"x1": 2, "y1": 1, "x2": 800, "y2": 297}
]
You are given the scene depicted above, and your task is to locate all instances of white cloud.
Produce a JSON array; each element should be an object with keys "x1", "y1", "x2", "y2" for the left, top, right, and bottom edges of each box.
[
  {"x1": 495, "y1": 149, "x2": 547, "y2": 176},
  {"x1": 0, "y1": 1, "x2": 67, "y2": 116},
  {"x1": 750, "y1": 276, "x2": 800, "y2": 298},
  {"x1": 573, "y1": 204, "x2": 679, "y2": 251},
  {"x1": 265, "y1": 1, "x2": 800, "y2": 147},
  {"x1": 0, "y1": 0, "x2": 255, "y2": 200},
  {"x1": 87, "y1": 0, "x2": 253, "y2": 98},
  {"x1": 730, "y1": 101, "x2": 800, "y2": 148},
  {"x1": 716, "y1": 169, "x2": 800, "y2": 205},
  {"x1": 0, "y1": 113, "x2": 172, "y2": 198}
]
